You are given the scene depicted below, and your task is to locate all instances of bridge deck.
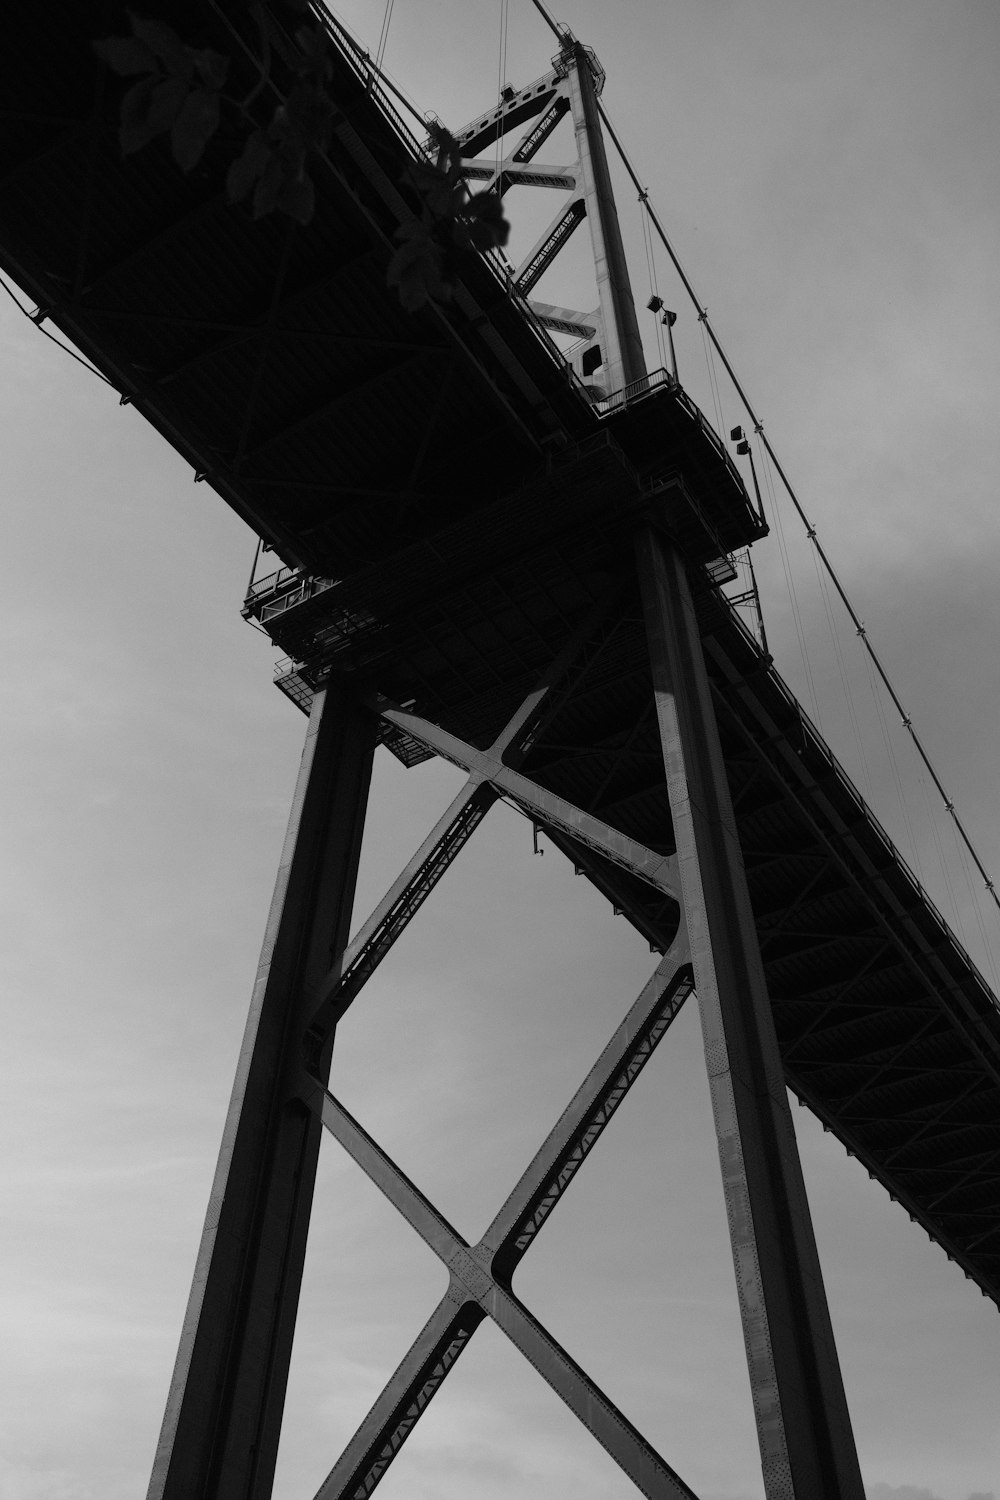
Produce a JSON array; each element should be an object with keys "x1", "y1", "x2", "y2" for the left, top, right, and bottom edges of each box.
[{"x1": 3, "y1": 1, "x2": 998, "y2": 1304}]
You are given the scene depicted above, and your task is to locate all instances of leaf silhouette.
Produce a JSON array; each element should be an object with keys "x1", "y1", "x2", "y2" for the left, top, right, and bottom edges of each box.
[
  {"x1": 276, "y1": 173, "x2": 315, "y2": 225},
  {"x1": 128, "y1": 15, "x2": 192, "y2": 79},
  {"x1": 92, "y1": 35, "x2": 156, "y2": 75},
  {"x1": 227, "y1": 129, "x2": 273, "y2": 204},
  {"x1": 171, "y1": 87, "x2": 220, "y2": 171},
  {"x1": 118, "y1": 77, "x2": 158, "y2": 154},
  {"x1": 252, "y1": 155, "x2": 288, "y2": 219},
  {"x1": 387, "y1": 223, "x2": 450, "y2": 312}
]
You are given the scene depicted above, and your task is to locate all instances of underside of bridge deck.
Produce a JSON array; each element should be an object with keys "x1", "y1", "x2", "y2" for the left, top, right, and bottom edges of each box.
[{"x1": 2, "y1": 0, "x2": 997, "y2": 1333}]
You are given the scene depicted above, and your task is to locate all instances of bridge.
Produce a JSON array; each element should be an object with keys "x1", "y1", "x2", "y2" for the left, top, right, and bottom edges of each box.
[{"x1": 2, "y1": 4, "x2": 998, "y2": 1499}]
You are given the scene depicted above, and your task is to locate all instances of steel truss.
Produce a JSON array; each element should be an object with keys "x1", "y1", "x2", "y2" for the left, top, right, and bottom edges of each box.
[
  {"x1": 149, "y1": 530, "x2": 864, "y2": 1500},
  {"x1": 454, "y1": 32, "x2": 646, "y2": 395}
]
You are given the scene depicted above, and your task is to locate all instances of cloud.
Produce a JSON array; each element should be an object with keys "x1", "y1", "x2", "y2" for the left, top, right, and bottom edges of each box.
[
  {"x1": 866, "y1": 1486, "x2": 996, "y2": 1500},
  {"x1": 0, "y1": 1459, "x2": 92, "y2": 1500},
  {"x1": 702, "y1": 1492, "x2": 763, "y2": 1500},
  {"x1": 866, "y1": 1486, "x2": 944, "y2": 1500}
]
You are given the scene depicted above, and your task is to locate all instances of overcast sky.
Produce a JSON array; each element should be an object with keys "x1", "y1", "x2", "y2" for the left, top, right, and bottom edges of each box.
[{"x1": 1, "y1": 3, "x2": 999, "y2": 1500}]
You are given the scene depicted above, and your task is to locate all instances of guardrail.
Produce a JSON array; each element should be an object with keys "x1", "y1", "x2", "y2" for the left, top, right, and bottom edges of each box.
[
  {"x1": 595, "y1": 368, "x2": 750, "y2": 498},
  {"x1": 244, "y1": 564, "x2": 301, "y2": 604},
  {"x1": 313, "y1": 4, "x2": 431, "y2": 166},
  {"x1": 258, "y1": 553, "x2": 997, "y2": 1011}
]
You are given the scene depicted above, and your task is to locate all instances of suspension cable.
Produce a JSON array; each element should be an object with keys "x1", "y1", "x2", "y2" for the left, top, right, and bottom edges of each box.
[
  {"x1": 639, "y1": 199, "x2": 666, "y2": 367},
  {"x1": 317, "y1": 5, "x2": 429, "y2": 134},
  {"x1": 374, "y1": 0, "x2": 395, "y2": 73},
  {"x1": 518, "y1": 0, "x2": 1000, "y2": 926},
  {"x1": 527, "y1": 0, "x2": 563, "y2": 42},
  {"x1": 589, "y1": 93, "x2": 1000, "y2": 918},
  {"x1": 496, "y1": 0, "x2": 510, "y2": 176}
]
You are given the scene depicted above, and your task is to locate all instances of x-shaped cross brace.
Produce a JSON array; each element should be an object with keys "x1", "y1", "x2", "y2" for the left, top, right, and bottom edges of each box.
[
  {"x1": 292, "y1": 652, "x2": 700, "y2": 1500},
  {"x1": 302, "y1": 930, "x2": 696, "y2": 1500},
  {"x1": 150, "y1": 536, "x2": 863, "y2": 1500},
  {"x1": 305, "y1": 591, "x2": 680, "y2": 1054}
]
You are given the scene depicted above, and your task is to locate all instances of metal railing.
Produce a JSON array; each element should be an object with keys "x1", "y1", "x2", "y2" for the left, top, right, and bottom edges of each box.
[
  {"x1": 312, "y1": 4, "x2": 431, "y2": 166},
  {"x1": 244, "y1": 564, "x2": 301, "y2": 603},
  {"x1": 259, "y1": 20, "x2": 992, "y2": 1006},
  {"x1": 257, "y1": 562, "x2": 997, "y2": 1012},
  {"x1": 594, "y1": 368, "x2": 748, "y2": 496}
]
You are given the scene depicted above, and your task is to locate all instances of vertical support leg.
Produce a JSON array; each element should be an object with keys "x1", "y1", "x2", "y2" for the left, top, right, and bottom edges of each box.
[
  {"x1": 635, "y1": 530, "x2": 864, "y2": 1500},
  {"x1": 148, "y1": 681, "x2": 377, "y2": 1500},
  {"x1": 566, "y1": 44, "x2": 646, "y2": 392}
]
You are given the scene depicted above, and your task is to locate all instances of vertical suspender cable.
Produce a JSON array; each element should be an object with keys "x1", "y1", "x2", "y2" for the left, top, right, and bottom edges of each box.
[
  {"x1": 496, "y1": 0, "x2": 510, "y2": 178},
  {"x1": 524, "y1": 0, "x2": 999, "y2": 918},
  {"x1": 592, "y1": 97, "x2": 1000, "y2": 920},
  {"x1": 374, "y1": 0, "x2": 395, "y2": 72}
]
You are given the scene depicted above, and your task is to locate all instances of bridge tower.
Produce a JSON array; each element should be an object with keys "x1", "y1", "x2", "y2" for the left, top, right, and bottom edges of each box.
[
  {"x1": 145, "y1": 28, "x2": 865, "y2": 1500},
  {"x1": 146, "y1": 26, "x2": 869, "y2": 1500},
  {"x1": 4, "y1": 2, "x2": 999, "y2": 1493}
]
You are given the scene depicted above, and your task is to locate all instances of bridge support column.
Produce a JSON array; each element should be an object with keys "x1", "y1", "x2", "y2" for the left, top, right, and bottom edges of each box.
[
  {"x1": 148, "y1": 681, "x2": 376, "y2": 1500},
  {"x1": 636, "y1": 529, "x2": 865, "y2": 1500}
]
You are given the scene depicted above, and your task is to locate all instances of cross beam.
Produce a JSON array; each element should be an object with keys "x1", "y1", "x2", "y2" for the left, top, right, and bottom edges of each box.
[
  {"x1": 453, "y1": 36, "x2": 645, "y2": 394},
  {"x1": 306, "y1": 945, "x2": 695, "y2": 1500},
  {"x1": 150, "y1": 532, "x2": 864, "y2": 1499}
]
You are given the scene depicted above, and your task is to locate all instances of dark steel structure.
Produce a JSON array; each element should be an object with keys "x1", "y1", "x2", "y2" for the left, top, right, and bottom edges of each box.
[{"x1": 2, "y1": 6, "x2": 998, "y2": 1499}]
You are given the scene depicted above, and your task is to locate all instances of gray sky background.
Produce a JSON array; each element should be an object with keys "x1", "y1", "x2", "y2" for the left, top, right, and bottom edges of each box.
[{"x1": 1, "y1": 3, "x2": 998, "y2": 1499}]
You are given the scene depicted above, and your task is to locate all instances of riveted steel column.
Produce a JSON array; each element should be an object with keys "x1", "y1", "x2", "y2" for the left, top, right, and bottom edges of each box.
[
  {"x1": 565, "y1": 44, "x2": 646, "y2": 392},
  {"x1": 635, "y1": 530, "x2": 864, "y2": 1500},
  {"x1": 148, "y1": 680, "x2": 376, "y2": 1500}
]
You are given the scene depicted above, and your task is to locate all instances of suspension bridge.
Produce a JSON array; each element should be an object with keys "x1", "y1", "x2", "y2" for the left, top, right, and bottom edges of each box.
[{"x1": 1, "y1": 3, "x2": 997, "y2": 1498}]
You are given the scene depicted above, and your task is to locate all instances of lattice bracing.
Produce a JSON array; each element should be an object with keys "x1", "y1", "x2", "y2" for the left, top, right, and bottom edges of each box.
[
  {"x1": 453, "y1": 30, "x2": 645, "y2": 396},
  {"x1": 0, "y1": 7, "x2": 997, "y2": 1500}
]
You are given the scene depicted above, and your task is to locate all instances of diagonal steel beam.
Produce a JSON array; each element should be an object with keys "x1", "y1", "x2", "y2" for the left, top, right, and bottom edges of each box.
[
  {"x1": 475, "y1": 1278, "x2": 699, "y2": 1500},
  {"x1": 306, "y1": 778, "x2": 497, "y2": 1047},
  {"x1": 539, "y1": 824, "x2": 678, "y2": 954},
  {"x1": 305, "y1": 942, "x2": 696, "y2": 1500},
  {"x1": 307, "y1": 592, "x2": 628, "y2": 1044},
  {"x1": 452, "y1": 70, "x2": 562, "y2": 158},
  {"x1": 376, "y1": 705, "x2": 680, "y2": 899},
  {"x1": 311, "y1": 1286, "x2": 485, "y2": 1500},
  {"x1": 481, "y1": 935, "x2": 693, "y2": 1279},
  {"x1": 515, "y1": 199, "x2": 587, "y2": 294}
]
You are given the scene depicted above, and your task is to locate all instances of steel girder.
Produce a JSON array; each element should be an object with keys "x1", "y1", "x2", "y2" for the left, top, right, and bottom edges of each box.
[
  {"x1": 150, "y1": 532, "x2": 864, "y2": 1500},
  {"x1": 453, "y1": 36, "x2": 645, "y2": 394}
]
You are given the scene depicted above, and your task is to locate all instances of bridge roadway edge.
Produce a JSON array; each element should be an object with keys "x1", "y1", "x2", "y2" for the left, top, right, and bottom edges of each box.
[{"x1": 1, "y1": 0, "x2": 997, "y2": 1366}]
